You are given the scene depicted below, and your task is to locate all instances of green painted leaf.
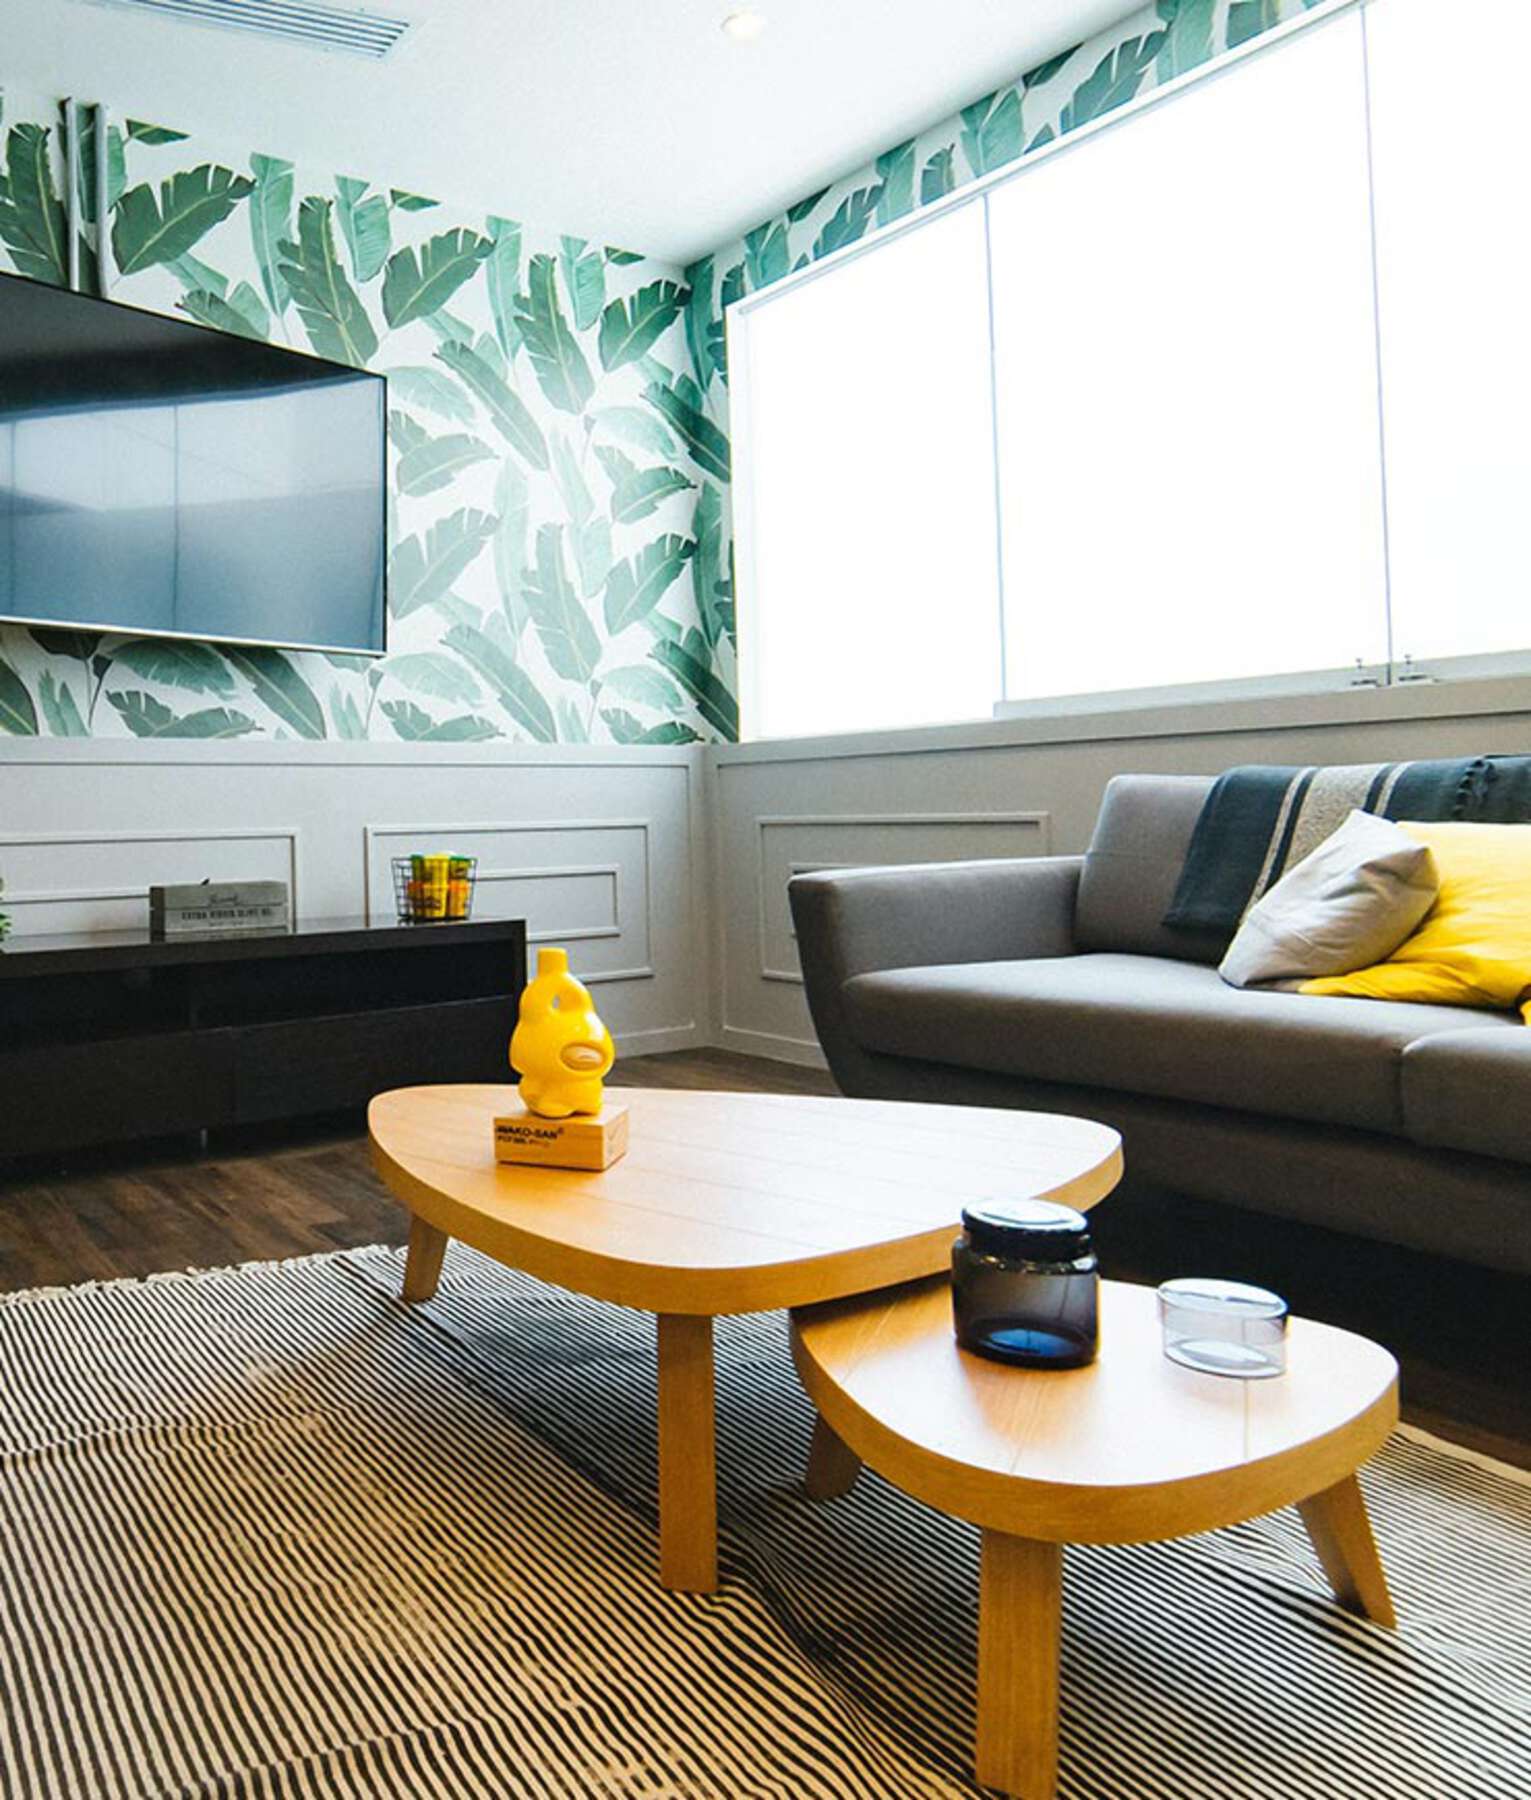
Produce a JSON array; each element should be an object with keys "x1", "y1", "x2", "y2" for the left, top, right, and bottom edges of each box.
[
  {"x1": 683, "y1": 255, "x2": 716, "y2": 391},
  {"x1": 112, "y1": 163, "x2": 254, "y2": 275},
  {"x1": 381, "y1": 227, "x2": 492, "y2": 329},
  {"x1": 919, "y1": 145, "x2": 955, "y2": 205},
  {"x1": 1227, "y1": 0, "x2": 1282, "y2": 48},
  {"x1": 560, "y1": 234, "x2": 606, "y2": 331},
  {"x1": 485, "y1": 215, "x2": 522, "y2": 358},
  {"x1": 1059, "y1": 33, "x2": 1166, "y2": 133},
  {"x1": 335, "y1": 174, "x2": 391, "y2": 282},
  {"x1": 0, "y1": 655, "x2": 38, "y2": 735},
  {"x1": 442, "y1": 621, "x2": 556, "y2": 741},
  {"x1": 166, "y1": 249, "x2": 226, "y2": 296},
  {"x1": 644, "y1": 382, "x2": 730, "y2": 482},
  {"x1": 690, "y1": 481, "x2": 727, "y2": 648},
  {"x1": 111, "y1": 638, "x2": 236, "y2": 695},
  {"x1": 107, "y1": 691, "x2": 257, "y2": 738},
  {"x1": 435, "y1": 339, "x2": 549, "y2": 470},
  {"x1": 383, "y1": 365, "x2": 476, "y2": 423},
  {"x1": 603, "y1": 534, "x2": 694, "y2": 636},
  {"x1": 380, "y1": 699, "x2": 499, "y2": 742},
  {"x1": 39, "y1": 670, "x2": 86, "y2": 736},
  {"x1": 637, "y1": 720, "x2": 701, "y2": 745},
  {"x1": 396, "y1": 430, "x2": 494, "y2": 497},
  {"x1": 390, "y1": 507, "x2": 497, "y2": 618},
  {"x1": 126, "y1": 120, "x2": 189, "y2": 144},
  {"x1": 786, "y1": 187, "x2": 829, "y2": 224},
  {"x1": 594, "y1": 405, "x2": 678, "y2": 458},
  {"x1": 606, "y1": 458, "x2": 693, "y2": 525},
  {"x1": 28, "y1": 628, "x2": 102, "y2": 662},
  {"x1": 1155, "y1": 0, "x2": 1215, "y2": 80},
  {"x1": 381, "y1": 650, "x2": 482, "y2": 705},
  {"x1": 277, "y1": 197, "x2": 378, "y2": 365},
  {"x1": 329, "y1": 685, "x2": 366, "y2": 739},
  {"x1": 521, "y1": 525, "x2": 600, "y2": 683},
  {"x1": 600, "y1": 663, "x2": 683, "y2": 712},
  {"x1": 0, "y1": 124, "x2": 67, "y2": 285},
  {"x1": 515, "y1": 253, "x2": 595, "y2": 414},
  {"x1": 743, "y1": 222, "x2": 789, "y2": 290},
  {"x1": 424, "y1": 308, "x2": 476, "y2": 346},
  {"x1": 812, "y1": 186, "x2": 881, "y2": 259},
  {"x1": 73, "y1": 112, "x2": 126, "y2": 223},
  {"x1": 493, "y1": 458, "x2": 531, "y2": 639},
  {"x1": 652, "y1": 638, "x2": 736, "y2": 738},
  {"x1": 179, "y1": 287, "x2": 267, "y2": 340},
  {"x1": 1023, "y1": 47, "x2": 1075, "y2": 89},
  {"x1": 549, "y1": 432, "x2": 594, "y2": 525},
  {"x1": 959, "y1": 89, "x2": 1023, "y2": 176},
  {"x1": 875, "y1": 141, "x2": 916, "y2": 225},
  {"x1": 597, "y1": 279, "x2": 684, "y2": 372},
  {"x1": 390, "y1": 189, "x2": 437, "y2": 211},
  {"x1": 606, "y1": 246, "x2": 644, "y2": 265},
  {"x1": 220, "y1": 647, "x2": 325, "y2": 738},
  {"x1": 248, "y1": 154, "x2": 294, "y2": 314},
  {"x1": 389, "y1": 409, "x2": 429, "y2": 454},
  {"x1": 556, "y1": 697, "x2": 589, "y2": 743}
]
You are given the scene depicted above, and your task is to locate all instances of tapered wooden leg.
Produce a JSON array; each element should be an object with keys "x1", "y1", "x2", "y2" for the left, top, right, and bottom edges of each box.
[
  {"x1": 976, "y1": 1532, "x2": 1062, "y2": 1800},
  {"x1": 804, "y1": 1413, "x2": 862, "y2": 1500},
  {"x1": 402, "y1": 1216, "x2": 448, "y2": 1302},
  {"x1": 1298, "y1": 1473, "x2": 1396, "y2": 1627},
  {"x1": 656, "y1": 1312, "x2": 718, "y2": 1593}
]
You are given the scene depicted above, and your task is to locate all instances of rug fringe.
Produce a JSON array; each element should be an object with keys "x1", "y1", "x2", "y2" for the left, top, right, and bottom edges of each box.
[{"x1": 0, "y1": 1241, "x2": 399, "y2": 1310}]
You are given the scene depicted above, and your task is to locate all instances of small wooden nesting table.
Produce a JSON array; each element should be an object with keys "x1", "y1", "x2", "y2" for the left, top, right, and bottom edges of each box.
[
  {"x1": 368, "y1": 1083, "x2": 1122, "y2": 1593},
  {"x1": 790, "y1": 1276, "x2": 1399, "y2": 1800}
]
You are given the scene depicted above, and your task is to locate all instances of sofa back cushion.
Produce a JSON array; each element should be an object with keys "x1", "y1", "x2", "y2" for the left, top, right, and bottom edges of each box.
[{"x1": 1076, "y1": 773, "x2": 1222, "y2": 962}]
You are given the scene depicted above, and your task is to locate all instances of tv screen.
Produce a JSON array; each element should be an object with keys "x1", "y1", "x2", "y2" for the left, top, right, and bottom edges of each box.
[{"x1": 0, "y1": 272, "x2": 386, "y2": 656}]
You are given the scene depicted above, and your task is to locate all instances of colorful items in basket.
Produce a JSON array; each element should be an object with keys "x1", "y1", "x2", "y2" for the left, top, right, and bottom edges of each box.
[{"x1": 393, "y1": 854, "x2": 477, "y2": 923}]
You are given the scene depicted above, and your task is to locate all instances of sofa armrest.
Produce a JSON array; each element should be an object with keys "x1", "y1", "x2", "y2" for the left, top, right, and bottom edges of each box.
[{"x1": 788, "y1": 857, "x2": 1082, "y2": 1091}]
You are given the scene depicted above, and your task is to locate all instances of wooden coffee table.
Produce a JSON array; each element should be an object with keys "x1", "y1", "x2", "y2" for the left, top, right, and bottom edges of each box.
[
  {"x1": 791, "y1": 1276, "x2": 1398, "y2": 1800},
  {"x1": 368, "y1": 1084, "x2": 1122, "y2": 1593}
]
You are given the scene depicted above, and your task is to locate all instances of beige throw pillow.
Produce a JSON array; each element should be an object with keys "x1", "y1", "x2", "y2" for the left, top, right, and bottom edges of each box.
[{"x1": 1219, "y1": 809, "x2": 1439, "y2": 989}]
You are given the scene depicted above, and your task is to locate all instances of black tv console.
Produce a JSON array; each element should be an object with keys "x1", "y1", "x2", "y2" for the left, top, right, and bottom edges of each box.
[{"x1": 0, "y1": 915, "x2": 527, "y2": 1158}]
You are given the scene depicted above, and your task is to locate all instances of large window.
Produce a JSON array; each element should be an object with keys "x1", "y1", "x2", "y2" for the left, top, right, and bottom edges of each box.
[{"x1": 729, "y1": 0, "x2": 1531, "y2": 739}]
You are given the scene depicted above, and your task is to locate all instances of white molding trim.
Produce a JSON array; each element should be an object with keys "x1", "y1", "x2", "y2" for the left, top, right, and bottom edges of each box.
[
  {"x1": 754, "y1": 811, "x2": 1050, "y2": 983},
  {"x1": 613, "y1": 1022, "x2": 706, "y2": 1056},
  {"x1": 717, "y1": 1023, "x2": 829, "y2": 1069},
  {"x1": 0, "y1": 826, "x2": 302, "y2": 916}
]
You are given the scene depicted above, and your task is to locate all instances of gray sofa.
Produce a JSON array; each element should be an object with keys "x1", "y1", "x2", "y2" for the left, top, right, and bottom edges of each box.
[{"x1": 789, "y1": 773, "x2": 1531, "y2": 1274}]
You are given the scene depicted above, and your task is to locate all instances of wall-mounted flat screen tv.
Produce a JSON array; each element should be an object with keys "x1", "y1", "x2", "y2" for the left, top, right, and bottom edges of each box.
[{"x1": 0, "y1": 271, "x2": 386, "y2": 656}]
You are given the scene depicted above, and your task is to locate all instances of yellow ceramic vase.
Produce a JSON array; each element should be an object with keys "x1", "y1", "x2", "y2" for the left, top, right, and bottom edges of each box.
[{"x1": 510, "y1": 947, "x2": 615, "y2": 1119}]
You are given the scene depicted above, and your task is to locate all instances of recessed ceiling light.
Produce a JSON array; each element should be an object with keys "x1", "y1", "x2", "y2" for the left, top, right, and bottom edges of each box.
[{"x1": 721, "y1": 9, "x2": 766, "y2": 42}]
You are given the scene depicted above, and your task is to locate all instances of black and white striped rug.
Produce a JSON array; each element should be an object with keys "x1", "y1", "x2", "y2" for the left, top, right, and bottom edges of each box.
[{"x1": 1, "y1": 1245, "x2": 1527, "y2": 1800}]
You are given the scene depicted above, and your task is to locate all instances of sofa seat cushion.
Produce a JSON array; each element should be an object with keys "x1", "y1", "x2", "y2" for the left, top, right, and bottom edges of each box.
[
  {"x1": 842, "y1": 953, "x2": 1517, "y2": 1135},
  {"x1": 1401, "y1": 1029, "x2": 1531, "y2": 1166}
]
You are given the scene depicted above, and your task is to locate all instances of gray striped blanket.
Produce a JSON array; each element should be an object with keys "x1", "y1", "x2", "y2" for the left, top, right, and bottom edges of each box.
[{"x1": 1164, "y1": 755, "x2": 1531, "y2": 940}]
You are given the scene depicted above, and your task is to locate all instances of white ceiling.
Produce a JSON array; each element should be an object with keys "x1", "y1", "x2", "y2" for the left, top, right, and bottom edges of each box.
[{"x1": 10, "y1": 0, "x2": 1132, "y2": 264}]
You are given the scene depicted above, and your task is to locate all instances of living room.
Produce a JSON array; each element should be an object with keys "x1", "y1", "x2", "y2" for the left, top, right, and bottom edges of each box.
[{"x1": 2, "y1": 0, "x2": 1528, "y2": 1795}]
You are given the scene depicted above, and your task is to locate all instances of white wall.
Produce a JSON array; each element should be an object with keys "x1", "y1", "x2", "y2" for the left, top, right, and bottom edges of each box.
[
  {"x1": 711, "y1": 679, "x2": 1531, "y2": 1064},
  {"x1": 0, "y1": 740, "x2": 711, "y2": 1057}
]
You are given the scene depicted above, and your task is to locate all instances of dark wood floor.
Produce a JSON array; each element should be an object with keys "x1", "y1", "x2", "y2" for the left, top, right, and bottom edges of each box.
[{"x1": 2, "y1": 1047, "x2": 1526, "y2": 1469}]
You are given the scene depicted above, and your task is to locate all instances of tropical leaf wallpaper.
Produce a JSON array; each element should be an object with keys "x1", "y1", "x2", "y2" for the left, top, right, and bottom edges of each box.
[
  {"x1": 0, "y1": 89, "x2": 731, "y2": 744},
  {"x1": 0, "y1": 0, "x2": 1311, "y2": 744}
]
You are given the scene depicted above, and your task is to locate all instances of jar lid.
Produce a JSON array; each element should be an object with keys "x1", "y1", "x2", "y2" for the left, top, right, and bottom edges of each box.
[{"x1": 960, "y1": 1198, "x2": 1093, "y2": 1262}]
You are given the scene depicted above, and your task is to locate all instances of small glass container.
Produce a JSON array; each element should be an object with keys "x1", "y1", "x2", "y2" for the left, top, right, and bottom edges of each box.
[
  {"x1": 952, "y1": 1199, "x2": 1099, "y2": 1369},
  {"x1": 1157, "y1": 1278, "x2": 1288, "y2": 1379}
]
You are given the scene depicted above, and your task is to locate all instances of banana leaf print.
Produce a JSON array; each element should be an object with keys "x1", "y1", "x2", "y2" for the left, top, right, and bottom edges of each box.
[
  {"x1": 219, "y1": 647, "x2": 325, "y2": 738},
  {"x1": 179, "y1": 286, "x2": 268, "y2": 339},
  {"x1": 39, "y1": 670, "x2": 87, "y2": 736},
  {"x1": 875, "y1": 142, "x2": 916, "y2": 224},
  {"x1": 644, "y1": 382, "x2": 730, "y2": 482},
  {"x1": 1156, "y1": 0, "x2": 1215, "y2": 80},
  {"x1": 396, "y1": 430, "x2": 495, "y2": 496},
  {"x1": 126, "y1": 120, "x2": 189, "y2": 145},
  {"x1": 384, "y1": 365, "x2": 476, "y2": 423},
  {"x1": 653, "y1": 638, "x2": 737, "y2": 739},
  {"x1": 522, "y1": 525, "x2": 601, "y2": 683},
  {"x1": 0, "y1": 655, "x2": 39, "y2": 735},
  {"x1": 336, "y1": 174, "x2": 391, "y2": 283},
  {"x1": 381, "y1": 227, "x2": 491, "y2": 329},
  {"x1": 959, "y1": 90, "x2": 1023, "y2": 176},
  {"x1": 690, "y1": 483, "x2": 728, "y2": 648},
  {"x1": 493, "y1": 459, "x2": 532, "y2": 639},
  {"x1": 112, "y1": 163, "x2": 254, "y2": 274},
  {"x1": 812, "y1": 187, "x2": 880, "y2": 258},
  {"x1": 1059, "y1": 34, "x2": 1167, "y2": 133},
  {"x1": 1228, "y1": 0, "x2": 1284, "y2": 48},
  {"x1": 601, "y1": 664, "x2": 683, "y2": 713},
  {"x1": 598, "y1": 280, "x2": 684, "y2": 372},
  {"x1": 107, "y1": 691, "x2": 258, "y2": 738},
  {"x1": 248, "y1": 154, "x2": 294, "y2": 314},
  {"x1": 110, "y1": 638, "x2": 236, "y2": 694},
  {"x1": 743, "y1": 223, "x2": 789, "y2": 291},
  {"x1": 381, "y1": 651, "x2": 483, "y2": 704},
  {"x1": 683, "y1": 255, "x2": 717, "y2": 391},
  {"x1": 390, "y1": 508, "x2": 497, "y2": 619},
  {"x1": 485, "y1": 216, "x2": 521, "y2": 357},
  {"x1": 278, "y1": 195, "x2": 378, "y2": 365},
  {"x1": 598, "y1": 451, "x2": 693, "y2": 525},
  {"x1": 380, "y1": 699, "x2": 499, "y2": 741},
  {"x1": 435, "y1": 338, "x2": 550, "y2": 470},
  {"x1": 603, "y1": 535, "x2": 694, "y2": 637},
  {"x1": 516, "y1": 254, "x2": 595, "y2": 414},
  {"x1": 442, "y1": 622, "x2": 557, "y2": 742},
  {"x1": 0, "y1": 123, "x2": 67, "y2": 285},
  {"x1": 559, "y1": 235, "x2": 606, "y2": 331},
  {"x1": 921, "y1": 148, "x2": 956, "y2": 204}
]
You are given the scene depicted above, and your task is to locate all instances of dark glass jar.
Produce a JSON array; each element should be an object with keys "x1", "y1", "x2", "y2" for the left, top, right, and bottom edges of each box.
[{"x1": 952, "y1": 1199, "x2": 1099, "y2": 1369}]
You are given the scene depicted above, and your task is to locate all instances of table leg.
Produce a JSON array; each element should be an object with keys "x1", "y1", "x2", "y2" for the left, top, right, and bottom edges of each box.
[
  {"x1": 976, "y1": 1531, "x2": 1062, "y2": 1800},
  {"x1": 1297, "y1": 1473, "x2": 1396, "y2": 1627},
  {"x1": 804, "y1": 1412, "x2": 862, "y2": 1500},
  {"x1": 656, "y1": 1312, "x2": 718, "y2": 1594},
  {"x1": 402, "y1": 1216, "x2": 449, "y2": 1302}
]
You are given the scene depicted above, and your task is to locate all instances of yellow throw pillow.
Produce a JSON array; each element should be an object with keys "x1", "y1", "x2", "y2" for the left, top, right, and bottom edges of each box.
[{"x1": 1301, "y1": 821, "x2": 1531, "y2": 1021}]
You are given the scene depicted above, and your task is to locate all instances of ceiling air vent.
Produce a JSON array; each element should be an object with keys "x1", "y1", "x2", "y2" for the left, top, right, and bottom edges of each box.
[{"x1": 86, "y1": 0, "x2": 414, "y2": 59}]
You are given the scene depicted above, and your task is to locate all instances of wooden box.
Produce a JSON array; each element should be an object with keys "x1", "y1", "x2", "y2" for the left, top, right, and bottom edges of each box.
[{"x1": 493, "y1": 1101, "x2": 629, "y2": 1171}]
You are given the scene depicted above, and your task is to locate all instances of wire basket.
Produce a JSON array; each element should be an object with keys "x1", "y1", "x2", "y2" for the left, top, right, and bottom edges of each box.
[{"x1": 392, "y1": 855, "x2": 478, "y2": 924}]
